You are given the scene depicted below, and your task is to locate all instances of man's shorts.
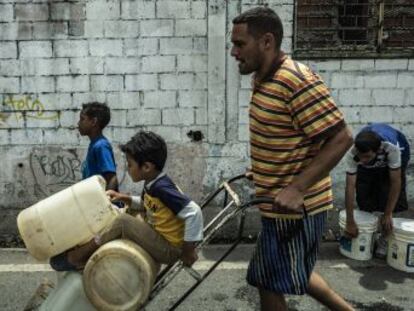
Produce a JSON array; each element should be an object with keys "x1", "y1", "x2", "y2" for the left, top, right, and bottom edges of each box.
[{"x1": 246, "y1": 211, "x2": 326, "y2": 295}]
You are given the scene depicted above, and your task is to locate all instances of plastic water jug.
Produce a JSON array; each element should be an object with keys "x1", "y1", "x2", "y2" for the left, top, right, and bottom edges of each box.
[
  {"x1": 83, "y1": 239, "x2": 160, "y2": 311},
  {"x1": 387, "y1": 218, "x2": 414, "y2": 273},
  {"x1": 17, "y1": 175, "x2": 119, "y2": 261}
]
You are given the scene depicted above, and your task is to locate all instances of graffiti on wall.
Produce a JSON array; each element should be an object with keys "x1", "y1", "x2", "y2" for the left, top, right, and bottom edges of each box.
[
  {"x1": 30, "y1": 147, "x2": 82, "y2": 196},
  {"x1": 1, "y1": 95, "x2": 59, "y2": 124}
]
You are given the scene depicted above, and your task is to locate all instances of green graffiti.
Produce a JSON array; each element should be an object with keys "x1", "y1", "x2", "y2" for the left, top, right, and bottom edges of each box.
[{"x1": 2, "y1": 95, "x2": 59, "y2": 121}]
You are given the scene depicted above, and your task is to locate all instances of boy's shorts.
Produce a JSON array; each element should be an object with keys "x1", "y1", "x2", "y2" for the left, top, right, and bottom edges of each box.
[
  {"x1": 49, "y1": 252, "x2": 78, "y2": 271},
  {"x1": 246, "y1": 211, "x2": 326, "y2": 295}
]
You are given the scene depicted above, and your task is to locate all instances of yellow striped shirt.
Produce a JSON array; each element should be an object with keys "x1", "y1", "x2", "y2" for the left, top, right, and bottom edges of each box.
[{"x1": 249, "y1": 56, "x2": 345, "y2": 219}]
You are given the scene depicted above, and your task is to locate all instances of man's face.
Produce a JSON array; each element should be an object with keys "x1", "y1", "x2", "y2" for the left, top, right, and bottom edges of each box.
[
  {"x1": 357, "y1": 150, "x2": 377, "y2": 165},
  {"x1": 230, "y1": 23, "x2": 263, "y2": 75},
  {"x1": 77, "y1": 112, "x2": 95, "y2": 136}
]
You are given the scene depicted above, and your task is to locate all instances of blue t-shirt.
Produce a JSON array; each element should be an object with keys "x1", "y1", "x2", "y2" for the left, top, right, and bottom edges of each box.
[
  {"x1": 361, "y1": 123, "x2": 410, "y2": 166},
  {"x1": 82, "y1": 135, "x2": 117, "y2": 179}
]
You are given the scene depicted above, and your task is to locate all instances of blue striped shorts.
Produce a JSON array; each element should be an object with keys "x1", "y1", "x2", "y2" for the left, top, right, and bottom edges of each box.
[{"x1": 246, "y1": 211, "x2": 326, "y2": 295}]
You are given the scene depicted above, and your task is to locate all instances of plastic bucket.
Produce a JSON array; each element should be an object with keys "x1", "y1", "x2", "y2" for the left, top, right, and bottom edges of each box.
[
  {"x1": 17, "y1": 176, "x2": 118, "y2": 260},
  {"x1": 339, "y1": 210, "x2": 378, "y2": 261},
  {"x1": 83, "y1": 239, "x2": 160, "y2": 311},
  {"x1": 387, "y1": 218, "x2": 414, "y2": 273}
]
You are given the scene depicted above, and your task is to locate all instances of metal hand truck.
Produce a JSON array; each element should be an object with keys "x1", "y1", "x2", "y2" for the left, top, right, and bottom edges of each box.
[{"x1": 142, "y1": 173, "x2": 273, "y2": 311}]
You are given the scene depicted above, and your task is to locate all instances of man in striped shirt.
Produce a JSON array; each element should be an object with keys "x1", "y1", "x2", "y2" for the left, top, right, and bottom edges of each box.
[{"x1": 231, "y1": 7, "x2": 354, "y2": 311}]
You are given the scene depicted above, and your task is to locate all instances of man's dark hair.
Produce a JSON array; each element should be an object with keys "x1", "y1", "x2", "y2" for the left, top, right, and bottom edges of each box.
[
  {"x1": 120, "y1": 131, "x2": 167, "y2": 171},
  {"x1": 232, "y1": 6, "x2": 284, "y2": 49},
  {"x1": 81, "y1": 102, "x2": 111, "y2": 129},
  {"x1": 355, "y1": 130, "x2": 382, "y2": 153}
]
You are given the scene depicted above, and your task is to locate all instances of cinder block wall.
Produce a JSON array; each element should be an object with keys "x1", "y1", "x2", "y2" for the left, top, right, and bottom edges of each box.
[{"x1": 0, "y1": 0, "x2": 413, "y2": 238}]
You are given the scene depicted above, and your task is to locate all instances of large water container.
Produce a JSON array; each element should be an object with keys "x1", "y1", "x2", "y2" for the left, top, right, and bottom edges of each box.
[
  {"x1": 83, "y1": 239, "x2": 160, "y2": 311},
  {"x1": 387, "y1": 218, "x2": 414, "y2": 273},
  {"x1": 17, "y1": 175, "x2": 119, "y2": 261}
]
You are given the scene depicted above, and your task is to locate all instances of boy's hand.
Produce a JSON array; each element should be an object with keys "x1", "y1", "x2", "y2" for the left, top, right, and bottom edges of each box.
[
  {"x1": 181, "y1": 242, "x2": 198, "y2": 267},
  {"x1": 106, "y1": 190, "x2": 131, "y2": 206}
]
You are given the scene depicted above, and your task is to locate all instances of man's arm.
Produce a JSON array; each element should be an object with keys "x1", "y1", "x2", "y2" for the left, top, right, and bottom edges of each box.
[
  {"x1": 344, "y1": 173, "x2": 359, "y2": 237},
  {"x1": 102, "y1": 172, "x2": 118, "y2": 191},
  {"x1": 274, "y1": 126, "x2": 353, "y2": 212},
  {"x1": 382, "y1": 168, "x2": 401, "y2": 235}
]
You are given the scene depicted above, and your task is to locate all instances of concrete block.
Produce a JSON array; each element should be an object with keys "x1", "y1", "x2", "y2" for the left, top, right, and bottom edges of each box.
[
  {"x1": 149, "y1": 126, "x2": 182, "y2": 142},
  {"x1": 195, "y1": 107, "x2": 207, "y2": 125},
  {"x1": 57, "y1": 76, "x2": 89, "y2": 92},
  {"x1": 54, "y1": 40, "x2": 88, "y2": 57},
  {"x1": 177, "y1": 55, "x2": 207, "y2": 72},
  {"x1": 307, "y1": 60, "x2": 341, "y2": 72},
  {"x1": 69, "y1": 21, "x2": 85, "y2": 37},
  {"x1": 364, "y1": 73, "x2": 397, "y2": 88},
  {"x1": 90, "y1": 39, "x2": 123, "y2": 56},
  {"x1": 107, "y1": 92, "x2": 140, "y2": 109},
  {"x1": 191, "y1": 1, "x2": 207, "y2": 18},
  {"x1": 393, "y1": 107, "x2": 414, "y2": 123},
  {"x1": 240, "y1": 74, "x2": 253, "y2": 89},
  {"x1": 162, "y1": 108, "x2": 194, "y2": 125},
  {"x1": 141, "y1": 20, "x2": 174, "y2": 37},
  {"x1": 176, "y1": 19, "x2": 207, "y2": 36},
  {"x1": 0, "y1": 4, "x2": 13, "y2": 21},
  {"x1": 0, "y1": 77, "x2": 19, "y2": 93},
  {"x1": 372, "y1": 89, "x2": 405, "y2": 106},
  {"x1": 19, "y1": 41, "x2": 52, "y2": 58},
  {"x1": 125, "y1": 74, "x2": 158, "y2": 91},
  {"x1": 109, "y1": 109, "x2": 127, "y2": 127},
  {"x1": 193, "y1": 38, "x2": 207, "y2": 54},
  {"x1": 340, "y1": 107, "x2": 360, "y2": 124},
  {"x1": 104, "y1": 21, "x2": 139, "y2": 38},
  {"x1": 0, "y1": 60, "x2": 20, "y2": 76},
  {"x1": 0, "y1": 23, "x2": 18, "y2": 40},
  {"x1": 91, "y1": 75, "x2": 123, "y2": 91},
  {"x1": 21, "y1": 58, "x2": 70, "y2": 76},
  {"x1": 331, "y1": 73, "x2": 364, "y2": 88},
  {"x1": 160, "y1": 73, "x2": 193, "y2": 90},
  {"x1": 26, "y1": 113, "x2": 60, "y2": 128},
  {"x1": 111, "y1": 127, "x2": 138, "y2": 143},
  {"x1": 10, "y1": 129, "x2": 43, "y2": 145},
  {"x1": 178, "y1": 90, "x2": 207, "y2": 108},
  {"x1": 238, "y1": 124, "x2": 249, "y2": 142},
  {"x1": 160, "y1": 38, "x2": 193, "y2": 55},
  {"x1": 238, "y1": 106, "x2": 249, "y2": 124},
  {"x1": 194, "y1": 72, "x2": 207, "y2": 89},
  {"x1": 406, "y1": 89, "x2": 414, "y2": 106},
  {"x1": 142, "y1": 55, "x2": 175, "y2": 73},
  {"x1": 157, "y1": 1, "x2": 191, "y2": 18},
  {"x1": 22, "y1": 76, "x2": 55, "y2": 93},
  {"x1": 126, "y1": 108, "x2": 161, "y2": 126},
  {"x1": 121, "y1": 0, "x2": 155, "y2": 19},
  {"x1": 59, "y1": 110, "x2": 79, "y2": 128},
  {"x1": 86, "y1": 0, "x2": 120, "y2": 20},
  {"x1": 105, "y1": 57, "x2": 139, "y2": 74},
  {"x1": 73, "y1": 92, "x2": 106, "y2": 106},
  {"x1": 143, "y1": 91, "x2": 176, "y2": 109},
  {"x1": 341, "y1": 59, "x2": 375, "y2": 71},
  {"x1": 375, "y1": 59, "x2": 408, "y2": 70},
  {"x1": 15, "y1": 4, "x2": 49, "y2": 21},
  {"x1": 124, "y1": 38, "x2": 158, "y2": 56},
  {"x1": 360, "y1": 107, "x2": 393, "y2": 123},
  {"x1": 33, "y1": 22, "x2": 68, "y2": 39},
  {"x1": 338, "y1": 89, "x2": 372, "y2": 106},
  {"x1": 39, "y1": 93, "x2": 73, "y2": 110},
  {"x1": 51, "y1": 2, "x2": 85, "y2": 20},
  {"x1": 409, "y1": 60, "x2": 414, "y2": 70},
  {"x1": 70, "y1": 57, "x2": 104, "y2": 74},
  {"x1": 0, "y1": 42, "x2": 17, "y2": 59},
  {"x1": 0, "y1": 130, "x2": 9, "y2": 145},
  {"x1": 84, "y1": 21, "x2": 104, "y2": 38},
  {"x1": 17, "y1": 22, "x2": 33, "y2": 40},
  {"x1": 43, "y1": 128, "x2": 79, "y2": 145},
  {"x1": 397, "y1": 73, "x2": 414, "y2": 88}
]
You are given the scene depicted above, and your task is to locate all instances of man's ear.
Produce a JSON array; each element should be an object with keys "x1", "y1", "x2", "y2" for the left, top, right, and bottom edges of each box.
[
  {"x1": 91, "y1": 117, "x2": 98, "y2": 127},
  {"x1": 142, "y1": 161, "x2": 155, "y2": 173},
  {"x1": 262, "y1": 32, "x2": 276, "y2": 50}
]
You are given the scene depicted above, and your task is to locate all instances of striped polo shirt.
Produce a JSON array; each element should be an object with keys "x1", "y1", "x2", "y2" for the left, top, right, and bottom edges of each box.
[{"x1": 249, "y1": 56, "x2": 345, "y2": 219}]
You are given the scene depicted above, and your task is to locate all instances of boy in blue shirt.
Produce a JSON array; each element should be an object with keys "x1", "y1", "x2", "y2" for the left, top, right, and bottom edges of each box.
[
  {"x1": 78, "y1": 102, "x2": 119, "y2": 190},
  {"x1": 58, "y1": 131, "x2": 203, "y2": 268}
]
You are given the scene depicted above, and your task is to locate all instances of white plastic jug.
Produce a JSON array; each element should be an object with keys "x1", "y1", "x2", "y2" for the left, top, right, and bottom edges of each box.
[
  {"x1": 83, "y1": 239, "x2": 160, "y2": 311},
  {"x1": 17, "y1": 175, "x2": 118, "y2": 260},
  {"x1": 39, "y1": 272, "x2": 97, "y2": 311},
  {"x1": 339, "y1": 209, "x2": 378, "y2": 261},
  {"x1": 387, "y1": 218, "x2": 414, "y2": 273}
]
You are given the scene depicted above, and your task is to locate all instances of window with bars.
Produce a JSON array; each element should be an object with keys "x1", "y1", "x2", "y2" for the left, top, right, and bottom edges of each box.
[{"x1": 293, "y1": 0, "x2": 414, "y2": 58}]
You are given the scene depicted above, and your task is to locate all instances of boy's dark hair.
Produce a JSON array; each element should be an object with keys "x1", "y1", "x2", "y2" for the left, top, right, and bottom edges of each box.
[
  {"x1": 355, "y1": 130, "x2": 382, "y2": 153},
  {"x1": 232, "y1": 6, "x2": 284, "y2": 50},
  {"x1": 121, "y1": 131, "x2": 167, "y2": 171},
  {"x1": 81, "y1": 102, "x2": 111, "y2": 130}
]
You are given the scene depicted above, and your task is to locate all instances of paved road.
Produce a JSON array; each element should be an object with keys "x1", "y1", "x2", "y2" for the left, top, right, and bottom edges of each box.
[{"x1": 1, "y1": 243, "x2": 414, "y2": 311}]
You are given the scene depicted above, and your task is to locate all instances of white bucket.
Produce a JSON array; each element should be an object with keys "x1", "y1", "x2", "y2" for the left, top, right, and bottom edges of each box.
[
  {"x1": 83, "y1": 239, "x2": 160, "y2": 311},
  {"x1": 387, "y1": 218, "x2": 414, "y2": 273},
  {"x1": 339, "y1": 210, "x2": 378, "y2": 261}
]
